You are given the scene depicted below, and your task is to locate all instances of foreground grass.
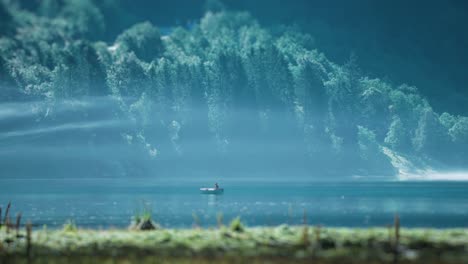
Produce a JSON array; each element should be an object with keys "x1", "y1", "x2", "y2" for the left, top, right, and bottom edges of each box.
[{"x1": 1, "y1": 226, "x2": 467, "y2": 263}]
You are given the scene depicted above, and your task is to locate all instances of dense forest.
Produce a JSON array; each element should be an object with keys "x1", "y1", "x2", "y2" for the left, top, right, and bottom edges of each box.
[{"x1": 0, "y1": 0, "x2": 467, "y2": 179}]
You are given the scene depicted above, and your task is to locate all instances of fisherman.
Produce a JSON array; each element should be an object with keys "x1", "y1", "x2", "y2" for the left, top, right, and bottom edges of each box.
[{"x1": 215, "y1": 183, "x2": 219, "y2": 189}]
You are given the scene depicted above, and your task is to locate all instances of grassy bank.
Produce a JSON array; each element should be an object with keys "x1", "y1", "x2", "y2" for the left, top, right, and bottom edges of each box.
[{"x1": 1, "y1": 224, "x2": 467, "y2": 264}]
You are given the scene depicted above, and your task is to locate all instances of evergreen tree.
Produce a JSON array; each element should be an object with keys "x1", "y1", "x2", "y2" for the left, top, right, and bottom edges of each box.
[
  {"x1": 115, "y1": 22, "x2": 163, "y2": 62},
  {"x1": 385, "y1": 115, "x2": 410, "y2": 152}
]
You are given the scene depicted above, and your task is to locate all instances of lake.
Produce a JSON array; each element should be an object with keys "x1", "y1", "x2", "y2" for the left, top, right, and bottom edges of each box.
[{"x1": 1, "y1": 179, "x2": 467, "y2": 229}]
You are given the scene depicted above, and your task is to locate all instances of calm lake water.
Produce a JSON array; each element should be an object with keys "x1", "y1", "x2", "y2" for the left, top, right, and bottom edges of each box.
[{"x1": 1, "y1": 179, "x2": 467, "y2": 229}]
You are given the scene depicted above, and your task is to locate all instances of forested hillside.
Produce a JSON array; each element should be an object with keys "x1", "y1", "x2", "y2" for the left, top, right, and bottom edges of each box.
[{"x1": 0, "y1": 1, "x2": 467, "y2": 179}]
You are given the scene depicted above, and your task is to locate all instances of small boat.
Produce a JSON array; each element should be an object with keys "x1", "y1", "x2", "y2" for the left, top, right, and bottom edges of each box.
[{"x1": 200, "y1": 187, "x2": 224, "y2": 195}]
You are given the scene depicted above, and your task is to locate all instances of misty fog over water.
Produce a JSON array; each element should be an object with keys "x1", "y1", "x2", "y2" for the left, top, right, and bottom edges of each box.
[{"x1": 0, "y1": 97, "x2": 329, "y2": 179}]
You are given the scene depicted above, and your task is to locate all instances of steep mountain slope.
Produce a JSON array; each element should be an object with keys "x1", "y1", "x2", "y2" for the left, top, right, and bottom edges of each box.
[{"x1": 0, "y1": 2, "x2": 467, "y2": 179}]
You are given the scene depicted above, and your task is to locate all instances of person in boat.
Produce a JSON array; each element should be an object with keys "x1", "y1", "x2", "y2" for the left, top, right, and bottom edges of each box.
[{"x1": 214, "y1": 183, "x2": 219, "y2": 189}]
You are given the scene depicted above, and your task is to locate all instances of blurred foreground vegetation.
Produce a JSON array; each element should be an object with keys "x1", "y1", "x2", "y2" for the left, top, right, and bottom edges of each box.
[{"x1": 1, "y1": 225, "x2": 467, "y2": 264}]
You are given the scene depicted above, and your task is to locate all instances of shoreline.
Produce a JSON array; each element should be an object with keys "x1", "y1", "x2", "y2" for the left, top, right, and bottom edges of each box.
[{"x1": 1, "y1": 225, "x2": 467, "y2": 263}]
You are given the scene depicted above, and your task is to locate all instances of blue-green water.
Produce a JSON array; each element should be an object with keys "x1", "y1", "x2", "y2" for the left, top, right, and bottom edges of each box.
[{"x1": 1, "y1": 179, "x2": 467, "y2": 229}]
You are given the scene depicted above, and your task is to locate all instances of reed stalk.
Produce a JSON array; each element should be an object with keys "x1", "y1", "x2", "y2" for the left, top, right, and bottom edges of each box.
[{"x1": 16, "y1": 212, "x2": 22, "y2": 237}]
